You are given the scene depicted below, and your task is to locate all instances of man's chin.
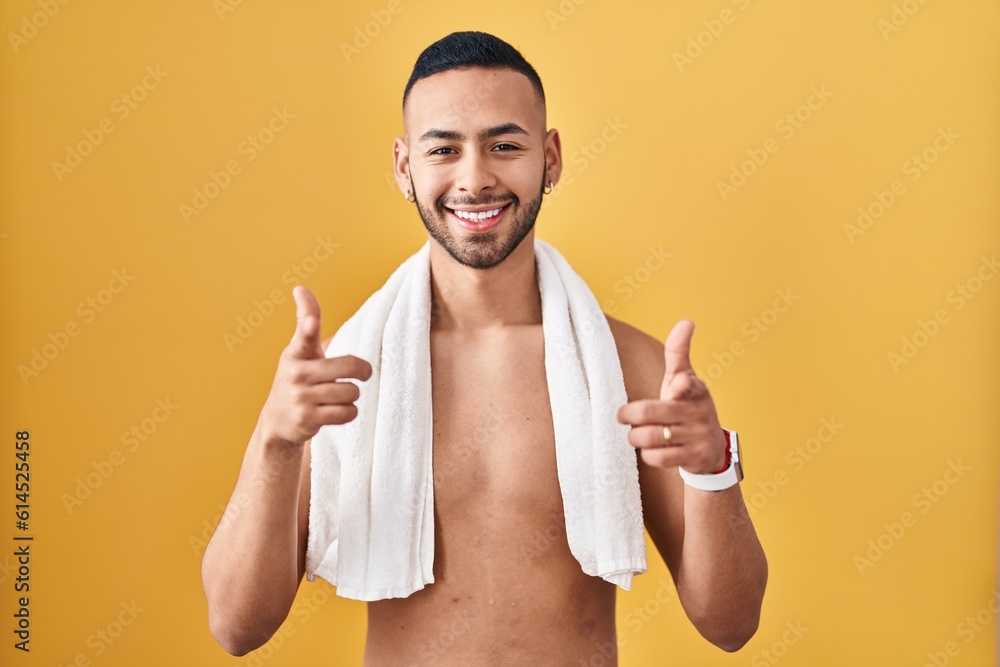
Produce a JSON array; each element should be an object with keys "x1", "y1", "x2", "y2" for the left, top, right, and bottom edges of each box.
[
  {"x1": 439, "y1": 229, "x2": 527, "y2": 271},
  {"x1": 418, "y1": 194, "x2": 540, "y2": 270}
]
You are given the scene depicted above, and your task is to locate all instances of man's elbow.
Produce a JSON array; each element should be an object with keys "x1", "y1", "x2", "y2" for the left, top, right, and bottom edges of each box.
[
  {"x1": 208, "y1": 607, "x2": 282, "y2": 657},
  {"x1": 201, "y1": 567, "x2": 295, "y2": 655},
  {"x1": 692, "y1": 572, "x2": 767, "y2": 652},
  {"x1": 209, "y1": 613, "x2": 255, "y2": 656},
  {"x1": 706, "y1": 616, "x2": 761, "y2": 653},
  {"x1": 213, "y1": 633, "x2": 255, "y2": 658}
]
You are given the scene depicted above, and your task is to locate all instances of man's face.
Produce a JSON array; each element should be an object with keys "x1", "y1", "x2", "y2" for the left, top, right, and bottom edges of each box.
[{"x1": 396, "y1": 67, "x2": 559, "y2": 271}]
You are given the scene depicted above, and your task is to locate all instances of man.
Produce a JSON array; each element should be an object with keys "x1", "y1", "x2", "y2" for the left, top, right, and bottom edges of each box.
[{"x1": 201, "y1": 31, "x2": 767, "y2": 664}]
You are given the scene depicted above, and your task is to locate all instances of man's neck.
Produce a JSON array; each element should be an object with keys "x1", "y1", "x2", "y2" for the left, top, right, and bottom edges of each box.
[{"x1": 428, "y1": 232, "x2": 542, "y2": 334}]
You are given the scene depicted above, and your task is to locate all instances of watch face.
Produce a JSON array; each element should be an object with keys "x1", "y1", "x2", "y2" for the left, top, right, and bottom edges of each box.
[{"x1": 731, "y1": 431, "x2": 744, "y2": 482}]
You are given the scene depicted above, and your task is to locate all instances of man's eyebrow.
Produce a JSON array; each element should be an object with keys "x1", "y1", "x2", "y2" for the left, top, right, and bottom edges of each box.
[
  {"x1": 417, "y1": 123, "x2": 530, "y2": 143},
  {"x1": 418, "y1": 128, "x2": 464, "y2": 142},
  {"x1": 479, "y1": 123, "x2": 529, "y2": 141}
]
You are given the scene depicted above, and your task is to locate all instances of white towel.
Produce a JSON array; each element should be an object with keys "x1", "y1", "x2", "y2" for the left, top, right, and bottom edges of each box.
[{"x1": 305, "y1": 238, "x2": 647, "y2": 601}]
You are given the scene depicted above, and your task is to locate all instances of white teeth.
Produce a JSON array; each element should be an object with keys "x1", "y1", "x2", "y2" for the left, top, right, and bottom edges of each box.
[{"x1": 452, "y1": 207, "x2": 503, "y2": 222}]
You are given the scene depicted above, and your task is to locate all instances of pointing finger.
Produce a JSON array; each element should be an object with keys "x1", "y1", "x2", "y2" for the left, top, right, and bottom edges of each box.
[
  {"x1": 661, "y1": 319, "x2": 695, "y2": 398},
  {"x1": 290, "y1": 286, "x2": 323, "y2": 357}
]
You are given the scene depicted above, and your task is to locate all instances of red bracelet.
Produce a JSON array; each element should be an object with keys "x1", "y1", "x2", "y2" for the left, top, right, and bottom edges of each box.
[{"x1": 712, "y1": 429, "x2": 732, "y2": 474}]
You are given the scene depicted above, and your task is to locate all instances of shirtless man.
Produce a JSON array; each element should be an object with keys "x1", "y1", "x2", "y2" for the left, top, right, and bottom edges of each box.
[{"x1": 201, "y1": 31, "x2": 767, "y2": 665}]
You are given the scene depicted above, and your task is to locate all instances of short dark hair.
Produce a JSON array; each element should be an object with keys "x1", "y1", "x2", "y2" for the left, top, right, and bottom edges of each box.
[{"x1": 402, "y1": 31, "x2": 545, "y2": 109}]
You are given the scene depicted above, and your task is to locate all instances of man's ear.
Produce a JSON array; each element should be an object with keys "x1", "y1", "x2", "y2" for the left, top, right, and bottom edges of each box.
[
  {"x1": 543, "y1": 128, "x2": 563, "y2": 187},
  {"x1": 392, "y1": 137, "x2": 412, "y2": 199}
]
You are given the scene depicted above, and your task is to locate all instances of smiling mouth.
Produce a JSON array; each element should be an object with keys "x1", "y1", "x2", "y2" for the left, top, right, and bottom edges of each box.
[
  {"x1": 444, "y1": 202, "x2": 511, "y2": 230},
  {"x1": 446, "y1": 204, "x2": 509, "y2": 222}
]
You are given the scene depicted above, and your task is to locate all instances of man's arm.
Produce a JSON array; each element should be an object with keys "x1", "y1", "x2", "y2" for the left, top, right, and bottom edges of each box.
[
  {"x1": 200, "y1": 426, "x2": 313, "y2": 655},
  {"x1": 201, "y1": 287, "x2": 371, "y2": 655},
  {"x1": 608, "y1": 315, "x2": 767, "y2": 652}
]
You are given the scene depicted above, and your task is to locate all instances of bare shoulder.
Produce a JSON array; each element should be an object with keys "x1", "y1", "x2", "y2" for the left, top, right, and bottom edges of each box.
[
  {"x1": 605, "y1": 316, "x2": 685, "y2": 576},
  {"x1": 605, "y1": 314, "x2": 666, "y2": 403}
]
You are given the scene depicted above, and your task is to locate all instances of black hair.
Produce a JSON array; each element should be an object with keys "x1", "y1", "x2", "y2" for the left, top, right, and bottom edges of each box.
[{"x1": 402, "y1": 31, "x2": 545, "y2": 109}]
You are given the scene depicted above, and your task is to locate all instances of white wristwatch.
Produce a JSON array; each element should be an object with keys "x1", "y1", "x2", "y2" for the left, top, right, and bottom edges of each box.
[{"x1": 679, "y1": 429, "x2": 743, "y2": 492}]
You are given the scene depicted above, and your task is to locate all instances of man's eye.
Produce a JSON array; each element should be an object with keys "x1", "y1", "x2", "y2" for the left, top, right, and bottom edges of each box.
[
  {"x1": 429, "y1": 147, "x2": 456, "y2": 156},
  {"x1": 492, "y1": 143, "x2": 520, "y2": 152}
]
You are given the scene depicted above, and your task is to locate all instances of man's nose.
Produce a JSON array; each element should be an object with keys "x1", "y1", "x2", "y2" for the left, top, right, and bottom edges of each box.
[{"x1": 453, "y1": 151, "x2": 497, "y2": 196}]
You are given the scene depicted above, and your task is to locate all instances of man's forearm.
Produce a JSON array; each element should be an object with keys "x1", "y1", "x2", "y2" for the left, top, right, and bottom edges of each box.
[
  {"x1": 200, "y1": 290, "x2": 370, "y2": 655},
  {"x1": 201, "y1": 425, "x2": 305, "y2": 655},
  {"x1": 675, "y1": 484, "x2": 768, "y2": 652}
]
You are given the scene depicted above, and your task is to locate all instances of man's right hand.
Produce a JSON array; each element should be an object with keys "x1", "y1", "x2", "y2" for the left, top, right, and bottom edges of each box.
[{"x1": 259, "y1": 285, "x2": 372, "y2": 447}]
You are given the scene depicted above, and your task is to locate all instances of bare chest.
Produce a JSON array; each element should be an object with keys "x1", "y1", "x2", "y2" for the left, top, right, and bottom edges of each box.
[
  {"x1": 363, "y1": 326, "x2": 618, "y2": 665},
  {"x1": 429, "y1": 326, "x2": 560, "y2": 522}
]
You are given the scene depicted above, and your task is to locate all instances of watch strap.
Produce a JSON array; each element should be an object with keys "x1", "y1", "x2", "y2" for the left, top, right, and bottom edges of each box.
[{"x1": 679, "y1": 428, "x2": 742, "y2": 492}]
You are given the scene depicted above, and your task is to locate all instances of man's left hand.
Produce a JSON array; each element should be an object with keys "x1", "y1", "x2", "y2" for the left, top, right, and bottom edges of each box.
[{"x1": 616, "y1": 320, "x2": 728, "y2": 474}]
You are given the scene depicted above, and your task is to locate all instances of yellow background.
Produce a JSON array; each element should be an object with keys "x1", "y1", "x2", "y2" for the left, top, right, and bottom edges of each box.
[{"x1": 2, "y1": 0, "x2": 998, "y2": 664}]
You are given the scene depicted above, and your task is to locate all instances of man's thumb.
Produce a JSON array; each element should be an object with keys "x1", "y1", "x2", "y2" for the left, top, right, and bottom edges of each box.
[
  {"x1": 661, "y1": 320, "x2": 695, "y2": 397},
  {"x1": 290, "y1": 286, "x2": 322, "y2": 356}
]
